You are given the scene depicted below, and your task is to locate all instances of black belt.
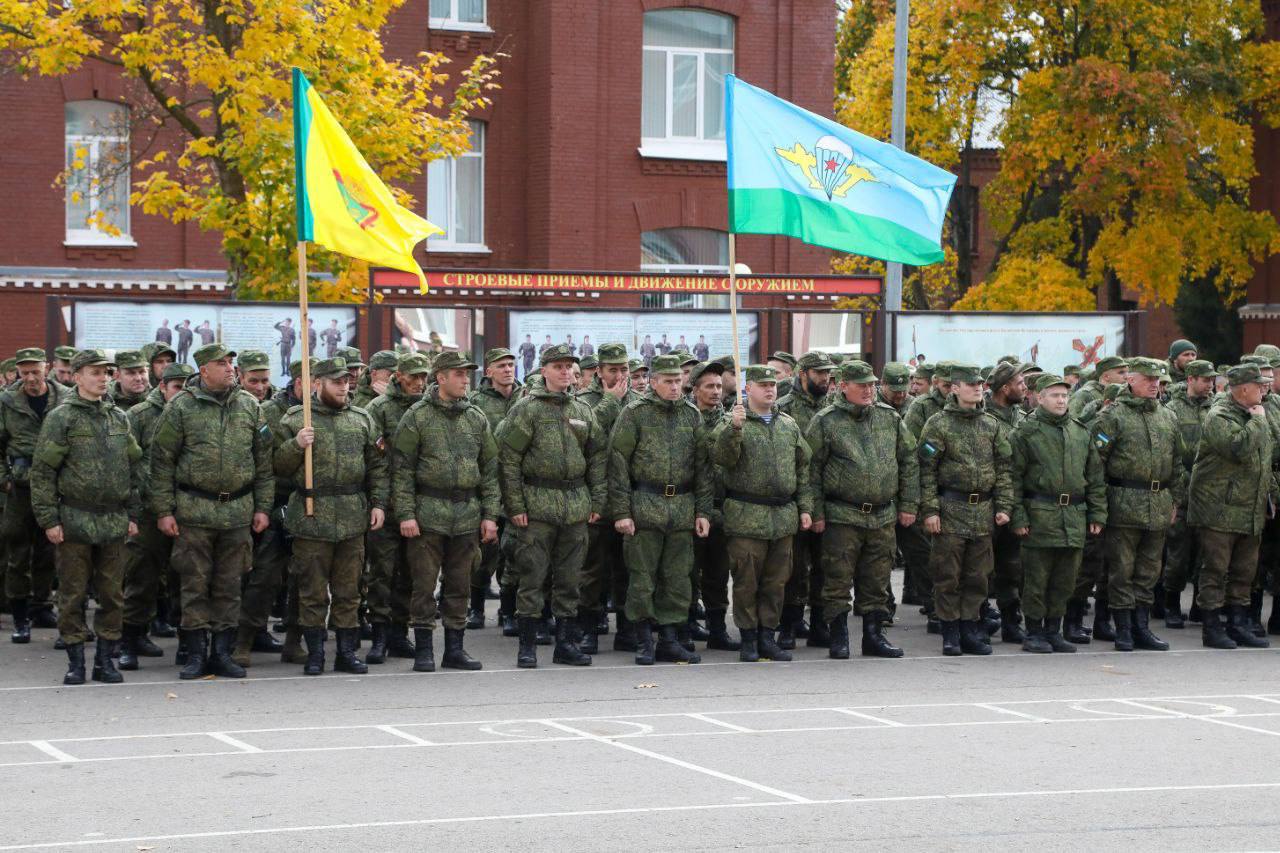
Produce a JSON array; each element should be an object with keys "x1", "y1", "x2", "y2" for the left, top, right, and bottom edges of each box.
[
  {"x1": 296, "y1": 483, "x2": 364, "y2": 499},
  {"x1": 826, "y1": 495, "x2": 893, "y2": 514},
  {"x1": 633, "y1": 479, "x2": 693, "y2": 498},
  {"x1": 524, "y1": 476, "x2": 585, "y2": 491},
  {"x1": 60, "y1": 495, "x2": 121, "y2": 513},
  {"x1": 179, "y1": 483, "x2": 254, "y2": 503},
  {"x1": 1107, "y1": 477, "x2": 1167, "y2": 492},
  {"x1": 1025, "y1": 491, "x2": 1084, "y2": 506},
  {"x1": 726, "y1": 489, "x2": 794, "y2": 508},
  {"x1": 940, "y1": 488, "x2": 992, "y2": 504},
  {"x1": 416, "y1": 485, "x2": 477, "y2": 503}
]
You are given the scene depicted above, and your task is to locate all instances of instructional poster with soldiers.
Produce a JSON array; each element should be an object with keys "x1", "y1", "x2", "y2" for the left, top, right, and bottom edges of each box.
[{"x1": 892, "y1": 312, "x2": 1127, "y2": 370}]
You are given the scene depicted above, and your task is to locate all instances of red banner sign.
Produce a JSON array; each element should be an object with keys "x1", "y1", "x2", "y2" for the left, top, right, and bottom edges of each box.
[{"x1": 373, "y1": 269, "x2": 881, "y2": 297}]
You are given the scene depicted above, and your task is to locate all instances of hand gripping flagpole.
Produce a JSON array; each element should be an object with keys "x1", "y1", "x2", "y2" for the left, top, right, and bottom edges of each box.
[{"x1": 297, "y1": 242, "x2": 314, "y2": 517}]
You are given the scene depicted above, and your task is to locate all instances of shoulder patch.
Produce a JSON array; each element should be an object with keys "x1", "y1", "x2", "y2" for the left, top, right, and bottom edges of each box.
[
  {"x1": 1094, "y1": 431, "x2": 1111, "y2": 449},
  {"x1": 920, "y1": 440, "x2": 939, "y2": 458}
]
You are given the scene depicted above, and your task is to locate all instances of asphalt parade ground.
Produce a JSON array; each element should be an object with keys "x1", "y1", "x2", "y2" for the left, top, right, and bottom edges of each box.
[{"x1": 3, "y1": 584, "x2": 1280, "y2": 851}]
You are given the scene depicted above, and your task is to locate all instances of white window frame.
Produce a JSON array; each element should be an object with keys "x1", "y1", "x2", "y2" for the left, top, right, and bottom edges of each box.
[
  {"x1": 639, "y1": 12, "x2": 733, "y2": 162},
  {"x1": 426, "y1": 120, "x2": 489, "y2": 254},
  {"x1": 64, "y1": 103, "x2": 135, "y2": 247},
  {"x1": 428, "y1": 0, "x2": 492, "y2": 34},
  {"x1": 640, "y1": 233, "x2": 730, "y2": 309}
]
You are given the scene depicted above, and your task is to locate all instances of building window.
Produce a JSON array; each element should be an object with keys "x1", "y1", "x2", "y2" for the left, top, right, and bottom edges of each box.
[
  {"x1": 65, "y1": 100, "x2": 132, "y2": 245},
  {"x1": 640, "y1": 227, "x2": 730, "y2": 309},
  {"x1": 640, "y1": 8, "x2": 734, "y2": 162},
  {"x1": 426, "y1": 120, "x2": 487, "y2": 253},
  {"x1": 429, "y1": 0, "x2": 489, "y2": 31}
]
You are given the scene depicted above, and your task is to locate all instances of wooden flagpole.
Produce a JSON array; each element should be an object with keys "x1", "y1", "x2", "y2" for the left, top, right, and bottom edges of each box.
[
  {"x1": 728, "y1": 233, "x2": 741, "y2": 382},
  {"x1": 297, "y1": 241, "x2": 315, "y2": 517}
]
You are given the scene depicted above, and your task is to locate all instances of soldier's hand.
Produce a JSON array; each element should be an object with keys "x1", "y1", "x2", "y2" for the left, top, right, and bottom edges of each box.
[
  {"x1": 1013, "y1": 526, "x2": 1029, "y2": 538},
  {"x1": 800, "y1": 512, "x2": 812, "y2": 531},
  {"x1": 731, "y1": 402, "x2": 745, "y2": 428},
  {"x1": 994, "y1": 511, "x2": 1010, "y2": 526},
  {"x1": 480, "y1": 519, "x2": 498, "y2": 543},
  {"x1": 369, "y1": 507, "x2": 385, "y2": 531},
  {"x1": 1251, "y1": 404, "x2": 1266, "y2": 417},
  {"x1": 372, "y1": 379, "x2": 389, "y2": 395},
  {"x1": 252, "y1": 512, "x2": 270, "y2": 534},
  {"x1": 158, "y1": 515, "x2": 180, "y2": 538},
  {"x1": 511, "y1": 513, "x2": 529, "y2": 528},
  {"x1": 695, "y1": 517, "x2": 710, "y2": 538},
  {"x1": 615, "y1": 518, "x2": 636, "y2": 536},
  {"x1": 897, "y1": 512, "x2": 916, "y2": 527},
  {"x1": 127, "y1": 521, "x2": 138, "y2": 537},
  {"x1": 1088, "y1": 522, "x2": 1103, "y2": 536},
  {"x1": 1171, "y1": 506, "x2": 1179, "y2": 525},
  {"x1": 923, "y1": 515, "x2": 941, "y2": 534},
  {"x1": 605, "y1": 373, "x2": 629, "y2": 399},
  {"x1": 589, "y1": 512, "x2": 601, "y2": 524},
  {"x1": 295, "y1": 427, "x2": 316, "y2": 449},
  {"x1": 810, "y1": 518, "x2": 825, "y2": 534},
  {"x1": 45, "y1": 525, "x2": 64, "y2": 545},
  {"x1": 400, "y1": 519, "x2": 421, "y2": 538}
]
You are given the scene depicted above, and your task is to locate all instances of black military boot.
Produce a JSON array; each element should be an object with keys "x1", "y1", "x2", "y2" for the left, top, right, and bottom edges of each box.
[
  {"x1": 1132, "y1": 605, "x2": 1169, "y2": 651},
  {"x1": 757, "y1": 627, "x2": 792, "y2": 661},
  {"x1": 1188, "y1": 586, "x2": 1203, "y2": 623},
  {"x1": 441, "y1": 627, "x2": 482, "y2": 670},
  {"x1": 739, "y1": 627, "x2": 760, "y2": 662},
  {"x1": 500, "y1": 588, "x2": 519, "y2": 637},
  {"x1": 941, "y1": 621, "x2": 962, "y2": 656},
  {"x1": 1201, "y1": 609, "x2": 1237, "y2": 649},
  {"x1": 999, "y1": 603, "x2": 1026, "y2": 644},
  {"x1": 466, "y1": 588, "x2": 486, "y2": 630},
  {"x1": 1093, "y1": 597, "x2": 1116, "y2": 642},
  {"x1": 1063, "y1": 601, "x2": 1091, "y2": 644},
  {"x1": 656, "y1": 624, "x2": 701, "y2": 664},
  {"x1": 209, "y1": 628, "x2": 247, "y2": 678},
  {"x1": 1043, "y1": 617, "x2": 1076, "y2": 652},
  {"x1": 828, "y1": 613, "x2": 850, "y2": 660},
  {"x1": 89, "y1": 638, "x2": 123, "y2": 683},
  {"x1": 687, "y1": 606, "x2": 710, "y2": 642},
  {"x1": 535, "y1": 610, "x2": 553, "y2": 646},
  {"x1": 776, "y1": 604, "x2": 798, "y2": 650},
  {"x1": 552, "y1": 617, "x2": 592, "y2": 666},
  {"x1": 334, "y1": 628, "x2": 368, "y2": 674},
  {"x1": 577, "y1": 612, "x2": 600, "y2": 655},
  {"x1": 301, "y1": 627, "x2": 325, "y2": 675},
  {"x1": 32, "y1": 603, "x2": 57, "y2": 629},
  {"x1": 118, "y1": 624, "x2": 149, "y2": 670},
  {"x1": 807, "y1": 608, "x2": 831, "y2": 648},
  {"x1": 1021, "y1": 618, "x2": 1052, "y2": 653},
  {"x1": 926, "y1": 614, "x2": 941, "y2": 635},
  {"x1": 516, "y1": 617, "x2": 538, "y2": 668},
  {"x1": 9, "y1": 598, "x2": 30, "y2": 644},
  {"x1": 365, "y1": 623, "x2": 388, "y2": 664},
  {"x1": 252, "y1": 628, "x2": 283, "y2": 653},
  {"x1": 862, "y1": 612, "x2": 903, "y2": 658},
  {"x1": 387, "y1": 623, "x2": 416, "y2": 658},
  {"x1": 174, "y1": 631, "x2": 190, "y2": 666},
  {"x1": 960, "y1": 620, "x2": 992, "y2": 655},
  {"x1": 1249, "y1": 591, "x2": 1266, "y2": 638},
  {"x1": 151, "y1": 597, "x2": 176, "y2": 638},
  {"x1": 1165, "y1": 589, "x2": 1186, "y2": 629},
  {"x1": 705, "y1": 609, "x2": 741, "y2": 651},
  {"x1": 411, "y1": 628, "x2": 435, "y2": 672},
  {"x1": 613, "y1": 613, "x2": 638, "y2": 652},
  {"x1": 62, "y1": 642, "x2": 86, "y2": 685},
  {"x1": 675, "y1": 621, "x2": 696, "y2": 653},
  {"x1": 595, "y1": 610, "x2": 610, "y2": 635},
  {"x1": 179, "y1": 629, "x2": 208, "y2": 679},
  {"x1": 1227, "y1": 604, "x2": 1270, "y2": 648},
  {"x1": 633, "y1": 618, "x2": 656, "y2": 665},
  {"x1": 1112, "y1": 609, "x2": 1135, "y2": 651},
  {"x1": 1151, "y1": 581, "x2": 1166, "y2": 619},
  {"x1": 979, "y1": 600, "x2": 1001, "y2": 637}
]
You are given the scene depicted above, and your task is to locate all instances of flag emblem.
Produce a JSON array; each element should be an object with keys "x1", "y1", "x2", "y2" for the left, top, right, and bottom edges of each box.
[{"x1": 775, "y1": 137, "x2": 877, "y2": 200}]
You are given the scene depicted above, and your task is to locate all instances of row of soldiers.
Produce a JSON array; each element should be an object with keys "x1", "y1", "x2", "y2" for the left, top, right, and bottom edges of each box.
[{"x1": 3, "y1": 332, "x2": 1277, "y2": 685}]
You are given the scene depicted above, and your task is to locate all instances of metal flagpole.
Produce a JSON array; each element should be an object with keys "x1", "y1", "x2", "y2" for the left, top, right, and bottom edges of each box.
[
  {"x1": 884, "y1": 0, "x2": 910, "y2": 360},
  {"x1": 297, "y1": 241, "x2": 315, "y2": 517}
]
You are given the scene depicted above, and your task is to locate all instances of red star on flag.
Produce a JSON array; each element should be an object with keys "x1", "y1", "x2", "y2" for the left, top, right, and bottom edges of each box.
[{"x1": 824, "y1": 157, "x2": 839, "y2": 171}]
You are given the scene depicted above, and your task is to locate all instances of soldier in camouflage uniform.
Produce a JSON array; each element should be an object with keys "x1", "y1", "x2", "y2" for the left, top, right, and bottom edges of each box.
[
  {"x1": 236, "y1": 349, "x2": 274, "y2": 404},
  {"x1": 392, "y1": 351, "x2": 498, "y2": 672},
  {"x1": 31, "y1": 350, "x2": 144, "y2": 685},
  {"x1": 1009, "y1": 374, "x2": 1107, "y2": 653},
  {"x1": 607, "y1": 354, "x2": 713, "y2": 665},
  {"x1": 918, "y1": 363, "x2": 1014, "y2": 656},
  {"x1": 806, "y1": 360, "x2": 918, "y2": 659},
  {"x1": 1093, "y1": 357, "x2": 1184, "y2": 652},
  {"x1": 986, "y1": 361, "x2": 1028, "y2": 643},
  {"x1": 144, "y1": 342, "x2": 177, "y2": 387},
  {"x1": 878, "y1": 362, "x2": 912, "y2": 413},
  {"x1": 1166, "y1": 340, "x2": 1198, "y2": 390},
  {"x1": 909, "y1": 362, "x2": 932, "y2": 398},
  {"x1": 777, "y1": 351, "x2": 835, "y2": 650},
  {"x1": 497, "y1": 343, "x2": 606, "y2": 668},
  {"x1": 1069, "y1": 355, "x2": 1128, "y2": 418},
  {"x1": 901, "y1": 361, "x2": 952, "y2": 628},
  {"x1": 2, "y1": 347, "x2": 73, "y2": 643},
  {"x1": 339, "y1": 347, "x2": 366, "y2": 396},
  {"x1": 1188, "y1": 364, "x2": 1275, "y2": 649},
  {"x1": 353, "y1": 350, "x2": 399, "y2": 410},
  {"x1": 710, "y1": 365, "x2": 813, "y2": 663},
  {"x1": 274, "y1": 357, "x2": 388, "y2": 675},
  {"x1": 362, "y1": 352, "x2": 430, "y2": 664},
  {"x1": 110, "y1": 350, "x2": 151, "y2": 410},
  {"x1": 688, "y1": 360, "x2": 738, "y2": 650},
  {"x1": 149, "y1": 343, "x2": 274, "y2": 679},
  {"x1": 770, "y1": 351, "x2": 797, "y2": 399},
  {"x1": 51, "y1": 345, "x2": 77, "y2": 386}
]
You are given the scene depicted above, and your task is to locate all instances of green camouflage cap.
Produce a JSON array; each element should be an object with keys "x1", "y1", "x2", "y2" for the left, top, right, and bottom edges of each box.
[
  {"x1": 484, "y1": 347, "x2": 515, "y2": 366},
  {"x1": 980, "y1": 366, "x2": 994, "y2": 381},
  {"x1": 997, "y1": 354, "x2": 1020, "y2": 366},
  {"x1": 114, "y1": 350, "x2": 147, "y2": 370},
  {"x1": 1240, "y1": 354, "x2": 1270, "y2": 367},
  {"x1": 1269, "y1": 356, "x2": 1280, "y2": 370},
  {"x1": 596, "y1": 343, "x2": 628, "y2": 365},
  {"x1": 987, "y1": 361, "x2": 1022, "y2": 392},
  {"x1": 1103, "y1": 382, "x2": 1124, "y2": 401},
  {"x1": 15, "y1": 347, "x2": 45, "y2": 364},
  {"x1": 649, "y1": 354, "x2": 683, "y2": 376},
  {"x1": 711, "y1": 354, "x2": 738, "y2": 372},
  {"x1": 146, "y1": 342, "x2": 177, "y2": 364},
  {"x1": 932, "y1": 361, "x2": 955, "y2": 381},
  {"x1": 743, "y1": 364, "x2": 777, "y2": 384},
  {"x1": 1033, "y1": 373, "x2": 1069, "y2": 394},
  {"x1": 1253, "y1": 344, "x2": 1280, "y2": 360},
  {"x1": 1183, "y1": 359, "x2": 1218, "y2": 378},
  {"x1": 679, "y1": 353, "x2": 700, "y2": 367},
  {"x1": 397, "y1": 352, "x2": 432, "y2": 375},
  {"x1": 312, "y1": 357, "x2": 348, "y2": 380},
  {"x1": 432, "y1": 351, "x2": 479, "y2": 372},
  {"x1": 161, "y1": 362, "x2": 195, "y2": 382},
  {"x1": 690, "y1": 361, "x2": 724, "y2": 385},
  {"x1": 1019, "y1": 362, "x2": 1043, "y2": 376},
  {"x1": 369, "y1": 350, "x2": 400, "y2": 371},
  {"x1": 881, "y1": 362, "x2": 910, "y2": 391},
  {"x1": 1094, "y1": 355, "x2": 1127, "y2": 375},
  {"x1": 579, "y1": 355, "x2": 599, "y2": 370},
  {"x1": 71, "y1": 348, "x2": 114, "y2": 371},
  {"x1": 53, "y1": 345, "x2": 77, "y2": 362},
  {"x1": 236, "y1": 349, "x2": 270, "y2": 372},
  {"x1": 628, "y1": 358, "x2": 648, "y2": 373},
  {"x1": 1227, "y1": 364, "x2": 1266, "y2": 386},
  {"x1": 1217, "y1": 363, "x2": 1232, "y2": 375},
  {"x1": 769, "y1": 351, "x2": 797, "y2": 368},
  {"x1": 540, "y1": 343, "x2": 579, "y2": 366},
  {"x1": 1064, "y1": 365, "x2": 1081, "y2": 377},
  {"x1": 1169, "y1": 339, "x2": 1197, "y2": 360},
  {"x1": 914, "y1": 362, "x2": 934, "y2": 380},
  {"x1": 796, "y1": 351, "x2": 836, "y2": 371},
  {"x1": 193, "y1": 342, "x2": 235, "y2": 366},
  {"x1": 829, "y1": 353, "x2": 846, "y2": 365},
  {"x1": 288, "y1": 357, "x2": 318, "y2": 381},
  {"x1": 1126, "y1": 356, "x2": 1165, "y2": 377},
  {"x1": 837, "y1": 359, "x2": 877, "y2": 383},
  {"x1": 0, "y1": 358, "x2": 15, "y2": 374},
  {"x1": 949, "y1": 362, "x2": 983, "y2": 384},
  {"x1": 339, "y1": 346, "x2": 366, "y2": 369}
]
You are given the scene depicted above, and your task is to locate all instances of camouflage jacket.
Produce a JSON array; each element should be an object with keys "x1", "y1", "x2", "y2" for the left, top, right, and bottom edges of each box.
[
  {"x1": 109, "y1": 380, "x2": 148, "y2": 411},
  {"x1": 777, "y1": 381, "x2": 828, "y2": 435},
  {"x1": 148, "y1": 381, "x2": 274, "y2": 529},
  {"x1": 273, "y1": 397, "x2": 388, "y2": 542},
  {"x1": 31, "y1": 393, "x2": 142, "y2": 544},
  {"x1": 496, "y1": 387, "x2": 607, "y2": 525},
  {"x1": 987, "y1": 398, "x2": 1025, "y2": 431},
  {"x1": 710, "y1": 407, "x2": 812, "y2": 540},
  {"x1": 391, "y1": 387, "x2": 500, "y2": 535},
  {"x1": 698, "y1": 405, "x2": 727, "y2": 525},
  {"x1": 127, "y1": 386, "x2": 169, "y2": 510},
  {"x1": 877, "y1": 388, "x2": 912, "y2": 414},
  {"x1": 918, "y1": 401, "x2": 1014, "y2": 538},
  {"x1": 606, "y1": 393, "x2": 713, "y2": 532},
  {"x1": 1165, "y1": 386, "x2": 1213, "y2": 473},
  {"x1": 351, "y1": 373, "x2": 379, "y2": 410},
  {"x1": 1069, "y1": 379, "x2": 1105, "y2": 418},
  {"x1": 577, "y1": 378, "x2": 639, "y2": 437},
  {"x1": 903, "y1": 386, "x2": 947, "y2": 441},
  {"x1": 1008, "y1": 407, "x2": 1107, "y2": 548},
  {"x1": 260, "y1": 386, "x2": 306, "y2": 507},
  {"x1": 0, "y1": 380, "x2": 73, "y2": 485},
  {"x1": 364, "y1": 378, "x2": 422, "y2": 444},
  {"x1": 1187, "y1": 396, "x2": 1276, "y2": 536},
  {"x1": 805, "y1": 398, "x2": 918, "y2": 530},
  {"x1": 469, "y1": 378, "x2": 522, "y2": 431},
  {"x1": 1093, "y1": 389, "x2": 1185, "y2": 530}
]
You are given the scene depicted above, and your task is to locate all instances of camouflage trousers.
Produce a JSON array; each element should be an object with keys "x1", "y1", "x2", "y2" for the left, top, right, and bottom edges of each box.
[
  {"x1": 929, "y1": 532, "x2": 993, "y2": 622},
  {"x1": 1105, "y1": 526, "x2": 1165, "y2": 610},
  {"x1": 512, "y1": 520, "x2": 587, "y2": 619},
  {"x1": 470, "y1": 518, "x2": 507, "y2": 593},
  {"x1": 784, "y1": 529, "x2": 823, "y2": 614},
  {"x1": 1070, "y1": 531, "x2": 1109, "y2": 606},
  {"x1": 1195, "y1": 529, "x2": 1260, "y2": 612},
  {"x1": 56, "y1": 539, "x2": 127, "y2": 645},
  {"x1": 821, "y1": 522, "x2": 896, "y2": 619},
  {"x1": 623, "y1": 528, "x2": 693, "y2": 627},
  {"x1": 1162, "y1": 513, "x2": 1201, "y2": 595},
  {"x1": 990, "y1": 524, "x2": 1023, "y2": 607},
  {"x1": 726, "y1": 535, "x2": 792, "y2": 631},
  {"x1": 1021, "y1": 546, "x2": 1082, "y2": 621},
  {"x1": 406, "y1": 531, "x2": 478, "y2": 631},
  {"x1": 580, "y1": 520, "x2": 626, "y2": 615},
  {"x1": 897, "y1": 520, "x2": 933, "y2": 611},
  {"x1": 3, "y1": 486, "x2": 55, "y2": 605},
  {"x1": 239, "y1": 513, "x2": 290, "y2": 631},
  {"x1": 122, "y1": 514, "x2": 174, "y2": 628},
  {"x1": 172, "y1": 525, "x2": 253, "y2": 632},
  {"x1": 365, "y1": 525, "x2": 411, "y2": 625},
  {"x1": 293, "y1": 535, "x2": 364, "y2": 630},
  {"x1": 693, "y1": 524, "x2": 731, "y2": 613}
]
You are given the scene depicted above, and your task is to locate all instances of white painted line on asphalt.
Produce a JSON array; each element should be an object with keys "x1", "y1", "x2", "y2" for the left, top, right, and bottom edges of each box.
[
  {"x1": 831, "y1": 708, "x2": 906, "y2": 726},
  {"x1": 1246, "y1": 694, "x2": 1280, "y2": 706},
  {"x1": 1119, "y1": 698, "x2": 1280, "y2": 739},
  {"x1": 27, "y1": 741, "x2": 78, "y2": 763},
  {"x1": 974, "y1": 703, "x2": 1051, "y2": 723},
  {"x1": 7, "y1": 780, "x2": 1280, "y2": 850},
  {"x1": 207, "y1": 732, "x2": 263, "y2": 753},
  {"x1": 376, "y1": 725, "x2": 434, "y2": 746},
  {"x1": 684, "y1": 713, "x2": 756, "y2": 733},
  {"x1": 540, "y1": 719, "x2": 813, "y2": 804}
]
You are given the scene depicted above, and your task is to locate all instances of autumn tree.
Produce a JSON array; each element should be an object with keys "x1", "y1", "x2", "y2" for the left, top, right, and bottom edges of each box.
[{"x1": 0, "y1": 1, "x2": 499, "y2": 302}]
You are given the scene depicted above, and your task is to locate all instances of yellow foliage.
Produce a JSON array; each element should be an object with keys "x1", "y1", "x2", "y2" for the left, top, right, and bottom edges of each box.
[{"x1": 953, "y1": 257, "x2": 1093, "y2": 311}]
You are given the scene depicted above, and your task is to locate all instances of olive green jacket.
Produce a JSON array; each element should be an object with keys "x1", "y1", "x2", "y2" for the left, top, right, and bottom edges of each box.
[
  {"x1": 109, "y1": 380, "x2": 148, "y2": 411},
  {"x1": 698, "y1": 405, "x2": 727, "y2": 526},
  {"x1": 127, "y1": 386, "x2": 169, "y2": 509},
  {"x1": 364, "y1": 378, "x2": 422, "y2": 444},
  {"x1": 805, "y1": 398, "x2": 918, "y2": 529},
  {"x1": 1008, "y1": 407, "x2": 1107, "y2": 548},
  {"x1": 469, "y1": 378, "x2": 522, "y2": 431},
  {"x1": 1069, "y1": 379, "x2": 1105, "y2": 418},
  {"x1": 260, "y1": 386, "x2": 307, "y2": 507},
  {"x1": 777, "y1": 381, "x2": 828, "y2": 435},
  {"x1": 606, "y1": 393, "x2": 713, "y2": 531},
  {"x1": 1187, "y1": 396, "x2": 1276, "y2": 536},
  {"x1": 1093, "y1": 389, "x2": 1185, "y2": 530},
  {"x1": 710, "y1": 407, "x2": 813, "y2": 540},
  {"x1": 918, "y1": 400, "x2": 1014, "y2": 538},
  {"x1": 1164, "y1": 386, "x2": 1213, "y2": 473},
  {"x1": 903, "y1": 386, "x2": 947, "y2": 441},
  {"x1": 0, "y1": 380, "x2": 73, "y2": 486}
]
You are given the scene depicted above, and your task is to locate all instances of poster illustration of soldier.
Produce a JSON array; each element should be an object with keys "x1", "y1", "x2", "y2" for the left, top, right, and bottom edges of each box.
[{"x1": 892, "y1": 313, "x2": 1127, "y2": 370}]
